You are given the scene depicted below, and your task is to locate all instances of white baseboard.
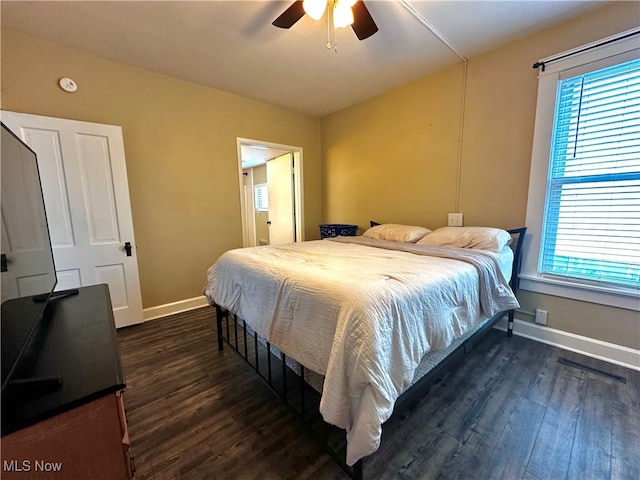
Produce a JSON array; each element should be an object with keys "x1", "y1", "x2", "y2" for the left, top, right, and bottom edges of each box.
[
  {"x1": 495, "y1": 317, "x2": 640, "y2": 372},
  {"x1": 143, "y1": 295, "x2": 209, "y2": 322}
]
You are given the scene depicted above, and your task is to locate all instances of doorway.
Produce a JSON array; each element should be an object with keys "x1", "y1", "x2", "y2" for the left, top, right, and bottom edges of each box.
[{"x1": 237, "y1": 138, "x2": 304, "y2": 247}]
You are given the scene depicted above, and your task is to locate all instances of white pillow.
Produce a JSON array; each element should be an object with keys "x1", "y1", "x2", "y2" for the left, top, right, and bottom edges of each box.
[
  {"x1": 416, "y1": 226, "x2": 511, "y2": 252},
  {"x1": 363, "y1": 224, "x2": 431, "y2": 243}
]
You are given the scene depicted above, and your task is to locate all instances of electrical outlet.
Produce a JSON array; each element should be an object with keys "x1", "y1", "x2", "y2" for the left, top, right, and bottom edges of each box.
[
  {"x1": 448, "y1": 213, "x2": 463, "y2": 227},
  {"x1": 535, "y1": 309, "x2": 548, "y2": 325}
]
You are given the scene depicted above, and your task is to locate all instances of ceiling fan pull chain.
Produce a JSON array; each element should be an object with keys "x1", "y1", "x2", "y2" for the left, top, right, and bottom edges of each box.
[
  {"x1": 326, "y1": 1, "x2": 332, "y2": 49},
  {"x1": 331, "y1": 1, "x2": 339, "y2": 53}
]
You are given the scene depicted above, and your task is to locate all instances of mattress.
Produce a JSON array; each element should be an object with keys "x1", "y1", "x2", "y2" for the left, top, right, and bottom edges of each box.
[{"x1": 205, "y1": 236, "x2": 519, "y2": 465}]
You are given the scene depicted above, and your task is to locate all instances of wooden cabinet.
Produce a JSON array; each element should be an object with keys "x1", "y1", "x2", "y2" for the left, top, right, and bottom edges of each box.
[
  {"x1": 1, "y1": 285, "x2": 133, "y2": 479},
  {"x1": 1, "y1": 392, "x2": 133, "y2": 479}
]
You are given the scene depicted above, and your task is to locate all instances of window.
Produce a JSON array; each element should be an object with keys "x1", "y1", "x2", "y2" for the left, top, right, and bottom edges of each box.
[
  {"x1": 254, "y1": 184, "x2": 268, "y2": 212},
  {"x1": 541, "y1": 58, "x2": 640, "y2": 289},
  {"x1": 522, "y1": 29, "x2": 640, "y2": 309}
]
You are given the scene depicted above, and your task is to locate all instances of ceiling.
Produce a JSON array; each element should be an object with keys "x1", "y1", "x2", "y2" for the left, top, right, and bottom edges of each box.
[
  {"x1": 2, "y1": 0, "x2": 608, "y2": 121},
  {"x1": 240, "y1": 143, "x2": 290, "y2": 169}
]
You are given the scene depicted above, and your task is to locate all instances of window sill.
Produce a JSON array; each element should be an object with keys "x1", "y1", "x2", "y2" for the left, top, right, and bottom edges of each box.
[{"x1": 519, "y1": 275, "x2": 640, "y2": 312}]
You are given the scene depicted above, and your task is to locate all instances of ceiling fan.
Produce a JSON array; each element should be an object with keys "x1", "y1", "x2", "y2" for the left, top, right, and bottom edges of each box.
[{"x1": 273, "y1": 0, "x2": 379, "y2": 41}]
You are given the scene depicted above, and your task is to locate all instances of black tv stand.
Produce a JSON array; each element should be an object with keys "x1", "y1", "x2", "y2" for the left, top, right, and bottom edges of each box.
[
  {"x1": 7, "y1": 376, "x2": 63, "y2": 394},
  {"x1": 1, "y1": 284, "x2": 134, "y2": 478},
  {"x1": 2, "y1": 284, "x2": 126, "y2": 435},
  {"x1": 33, "y1": 288, "x2": 79, "y2": 303}
]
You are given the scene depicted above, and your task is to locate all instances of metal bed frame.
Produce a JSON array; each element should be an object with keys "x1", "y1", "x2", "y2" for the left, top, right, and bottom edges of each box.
[{"x1": 213, "y1": 227, "x2": 526, "y2": 479}]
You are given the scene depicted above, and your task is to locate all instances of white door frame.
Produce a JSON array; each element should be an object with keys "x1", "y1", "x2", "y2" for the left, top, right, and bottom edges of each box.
[
  {"x1": 242, "y1": 168, "x2": 257, "y2": 247},
  {"x1": 236, "y1": 138, "x2": 304, "y2": 247}
]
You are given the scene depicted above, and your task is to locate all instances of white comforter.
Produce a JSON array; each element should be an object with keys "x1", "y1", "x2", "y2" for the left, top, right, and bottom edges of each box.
[{"x1": 204, "y1": 237, "x2": 519, "y2": 465}]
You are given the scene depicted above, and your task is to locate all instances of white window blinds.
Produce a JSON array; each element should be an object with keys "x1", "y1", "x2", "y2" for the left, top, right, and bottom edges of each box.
[
  {"x1": 541, "y1": 58, "x2": 640, "y2": 289},
  {"x1": 254, "y1": 184, "x2": 269, "y2": 212}
]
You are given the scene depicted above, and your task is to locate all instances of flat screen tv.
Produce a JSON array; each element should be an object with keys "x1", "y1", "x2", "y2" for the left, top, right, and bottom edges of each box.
[{"x1": 1, "y1": 122, "x2": 59, "y2": 393}]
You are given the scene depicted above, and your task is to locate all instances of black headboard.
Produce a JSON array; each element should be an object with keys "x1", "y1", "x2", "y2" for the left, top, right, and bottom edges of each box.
[{"x1": 507, "y1": 227, "x2": 527, "y2": 294}]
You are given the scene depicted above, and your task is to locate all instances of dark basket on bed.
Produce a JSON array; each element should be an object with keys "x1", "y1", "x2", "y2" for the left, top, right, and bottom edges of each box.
[{"x1": 319, "y1": 224, "x2": 358, "y2": 238}]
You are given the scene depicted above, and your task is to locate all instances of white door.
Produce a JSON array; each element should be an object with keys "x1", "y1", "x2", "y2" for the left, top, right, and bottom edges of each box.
[
  {"x1": 1, "y1": 125, "x2": 57, "y2": 301},
  {"x1": 1, "y1": 111, "x2": 144, "y2": 328},
  {"x1": 266, "y1": 154, "x2": 295, "y2": 245}
]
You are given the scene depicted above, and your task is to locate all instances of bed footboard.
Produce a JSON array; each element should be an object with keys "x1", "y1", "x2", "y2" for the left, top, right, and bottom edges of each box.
[
  {"x1": 216, "y1": 304, "x2": 224, "y2": 351},
  {"x1": 214, "y1": 304, "x2": 510, "y2": 479},
  {"x1": 214, "y1": 303, "x2": 363, "y2": 478}
]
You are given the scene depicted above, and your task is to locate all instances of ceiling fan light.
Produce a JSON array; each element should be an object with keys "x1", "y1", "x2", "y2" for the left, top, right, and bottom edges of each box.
[
  {"x1": 303, "y1": 0, "x2": 327, "y2": 21},
  {"x1": 333, "y1": 2, "x2": 354, "y2": 29}
]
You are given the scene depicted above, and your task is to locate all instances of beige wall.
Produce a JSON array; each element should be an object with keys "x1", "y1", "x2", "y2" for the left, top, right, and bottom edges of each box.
[
  {"x1": 1, "y1": 28, "x2": 322, "y2": 309},
  {"x1": 321, "y1": 2, "x2": 640, "y2": 349},
  {"x1": 322, "y1": 63, "x2": 464, "y2": 228}
]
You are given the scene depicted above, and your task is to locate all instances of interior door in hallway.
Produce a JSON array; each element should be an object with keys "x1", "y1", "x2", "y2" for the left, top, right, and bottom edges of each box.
[
  {"x1": 1, "y1": 111, "x2": 144, "y2": 328},
  {"x1": 266, "y1": 153, "x2": 295, "y2": 245}
]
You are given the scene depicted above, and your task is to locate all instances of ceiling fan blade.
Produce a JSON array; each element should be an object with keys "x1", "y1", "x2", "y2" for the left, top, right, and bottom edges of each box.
[
  {"x1": 351, "y1": 1, "x2": 378, "y2": 40},
  {"x1": 272, "y1": 1, "x2": 306, "y2": 29}
]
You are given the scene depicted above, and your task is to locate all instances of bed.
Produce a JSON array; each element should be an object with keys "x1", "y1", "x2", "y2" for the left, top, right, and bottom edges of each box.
[{"x1": 204, "y1": 225, "x2": 526, "y2": 478}]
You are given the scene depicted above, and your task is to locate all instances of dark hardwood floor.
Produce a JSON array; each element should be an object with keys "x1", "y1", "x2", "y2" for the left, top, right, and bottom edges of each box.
[{"x1": 117, "y1": 307, "x2": 639, "y2": 480}]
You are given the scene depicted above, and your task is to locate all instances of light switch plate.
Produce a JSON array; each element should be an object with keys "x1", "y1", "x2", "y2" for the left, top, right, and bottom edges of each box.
[{"x1": 448, "y1": 213, "x2": 463, "y2": 227}]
